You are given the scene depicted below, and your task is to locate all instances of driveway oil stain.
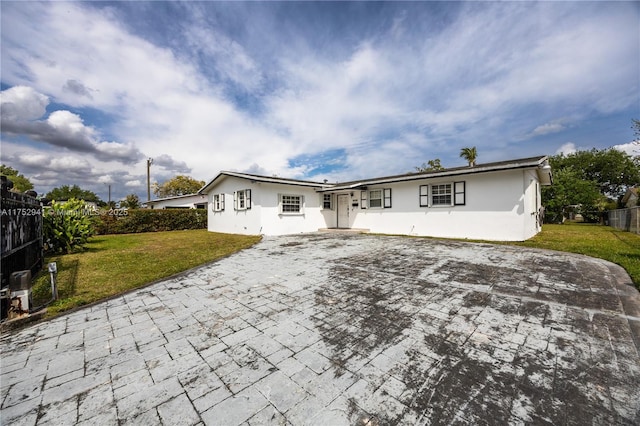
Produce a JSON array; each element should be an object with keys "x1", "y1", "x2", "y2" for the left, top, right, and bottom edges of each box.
[{"x1": 311, "y1": 236, "x2": 640, "y2": 424}]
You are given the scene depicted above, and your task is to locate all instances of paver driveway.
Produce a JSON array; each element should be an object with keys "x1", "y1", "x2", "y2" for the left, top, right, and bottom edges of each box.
[{"x1": 2, "y1": 233, "x2": 640, "y2": 425}]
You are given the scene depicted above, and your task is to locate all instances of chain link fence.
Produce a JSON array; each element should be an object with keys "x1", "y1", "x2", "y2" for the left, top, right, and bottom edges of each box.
[{"x1": 608, "y1": 207, "x2": 639, "y2": 234}]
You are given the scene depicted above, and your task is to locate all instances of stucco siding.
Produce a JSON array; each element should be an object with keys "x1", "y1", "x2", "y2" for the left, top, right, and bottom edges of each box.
[
  {"x1": 257, "y1": 183, "x2": 326, "y2": 235},
  {"x1": 202, "y1": 158, "x2": 550, "y2": 241},
  {"x1": 347, "y1": 169, "x2": 535, "y2": 241},
  {"x1": 207, "y1": 177, "x2": 262, "y2": 235},
  {"x1": 147, "y1": 194, "x2": 207, "y2": 209},
  {"x1": 207, "y1": 179, "x2": 325, "y2": 235}
]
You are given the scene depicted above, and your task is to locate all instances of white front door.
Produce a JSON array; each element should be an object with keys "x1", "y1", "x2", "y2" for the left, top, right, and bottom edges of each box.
[{"x1": 337, "y1": 194, "x2": 350, "y2": 228}]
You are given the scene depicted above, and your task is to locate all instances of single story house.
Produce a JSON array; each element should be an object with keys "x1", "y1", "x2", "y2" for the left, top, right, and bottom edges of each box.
[
  {"x1": 145, "y1": 193, "x2": 208, "y2": 210},
  {"x1": 199, "y1": 155, "x2": 553, "y2": 241}
]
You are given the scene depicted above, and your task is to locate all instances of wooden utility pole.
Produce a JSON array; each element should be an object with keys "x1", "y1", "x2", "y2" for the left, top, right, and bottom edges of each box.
[{"x1": 147, "y1": 158, "x2": 153, "y2": 202}]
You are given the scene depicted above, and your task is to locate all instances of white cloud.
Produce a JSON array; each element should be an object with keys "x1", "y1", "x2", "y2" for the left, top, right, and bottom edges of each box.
[
  {"x1": 531, "y1": 122, "x2": 566, "y2": 137},
  {"x1": 94, "y1": 141, "x2": 142, "y2": 163},
  {"x1": 12, "y1": 150, "x2": 93, "y2": 174},
  {"x1": 0, "y1": 85, "x2": 48, "y2": 122},
  {"x1": 125, "y1": 180, "x2": 142, "y2": 187},
  {"x1": 556, "y1": 143, "x2": 577, "y2": 155},
  {"x1": 184, "y1": 25, "x2": 263, "y2": 90},
  {"x1": 152, "y1": 154, "x2": 192, "y2": 173},
  {"x1": 97, "y1": 175, "x2": 114, "y2": 184},
  {"x1": 49, "y1": 156, "x2": 93, "y2": 173},
  {"x1": 1, "y1": 1, "x2": 638, "y2": 188},
  {"x1": 613, "y1": 142, "x2": 640, "y2": 157},
  {"x1": 1, "y1": 142, "x2": 146, "y2": 200},
  {"x1": 62, "y1": 79, "x2": 93, "y2": 99},
  {"x1": 1, "y1": 86, "x2": 144, "y2": 163},
  {"x1": 242, "y1": 163, "x2": 271, "y2": 176},
  {"x1": 265, "y1": 44, "x2": 404, "y2": 156},
  {"x1": 1, "y1": 146, "x2": 95, "y2": 194},
  {"x1": 45, "y1": 110, "x2": 96, "y2": 149}
]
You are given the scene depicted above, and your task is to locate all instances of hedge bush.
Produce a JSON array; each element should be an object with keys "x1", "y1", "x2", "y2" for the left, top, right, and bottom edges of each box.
[{"x1": 94, "y1": 209, "x2": 207, "y2": 235}]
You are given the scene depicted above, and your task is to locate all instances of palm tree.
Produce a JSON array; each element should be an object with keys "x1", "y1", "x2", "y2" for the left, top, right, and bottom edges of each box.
[{"x1": 460, "y1": 146, "x2": 478, "y2": 167}]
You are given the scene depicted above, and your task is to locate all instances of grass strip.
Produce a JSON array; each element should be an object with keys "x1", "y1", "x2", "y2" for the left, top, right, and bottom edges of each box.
[{"x1": 31, "y1": 230, "x2": 261, "y2": 317}]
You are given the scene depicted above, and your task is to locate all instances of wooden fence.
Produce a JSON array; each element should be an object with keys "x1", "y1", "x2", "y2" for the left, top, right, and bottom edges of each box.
[
  {"x1": 608, "y1": 207, "x2": 639, "y2": 235},
  {"x1": 1, "y1": 177, "x2": 44, "y2": 288}
]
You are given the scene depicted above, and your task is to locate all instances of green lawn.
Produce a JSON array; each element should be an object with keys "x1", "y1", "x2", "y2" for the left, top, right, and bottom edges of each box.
[
  {"x1": 512, "y1": 223, "x2": 640, "y2": 290},
  {"x1": 32, "y1": 230, "x2": 261, "y2": 317},
  {"x1": 31, "y1": 224, "x2": 639, "y2": 318}
]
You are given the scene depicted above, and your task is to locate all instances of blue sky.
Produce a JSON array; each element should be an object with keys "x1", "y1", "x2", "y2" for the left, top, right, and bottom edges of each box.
[{"x1": 1, "y1": 1, "x2": 639, "y2": 202}]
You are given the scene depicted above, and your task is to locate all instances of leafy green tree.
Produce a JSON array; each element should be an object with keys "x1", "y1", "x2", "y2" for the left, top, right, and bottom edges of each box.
[
  {"x1": 550, "y1": 148, "x2": 640, "y2": 201},
  {"x1": 43, "y1": 199, "x2": 95, "y2": 253},
  {"x1": 415, "y1": 159, "x2": 444, "y2": 172},
  {"x1": 46, "y1": 185, "x2": 102, "y2": 203},
  {"x1": 153, "y1": 175, "x2": 205, "y2": 198},
  {"x1": 120, "y1": 194, "x2": 141, "y2": 209},
  {"x1": 542, "y1": 168, "x2": 605, "y2": 223},
  {"x1": 460, "y1": 147, "x2": 478, "y2": 167},
  {"x1": 0, "y1": 164, "x2": 34, "y2": 192},
  {"x1": 543, "y1": 148, "x2": 640, "y2": 222}
]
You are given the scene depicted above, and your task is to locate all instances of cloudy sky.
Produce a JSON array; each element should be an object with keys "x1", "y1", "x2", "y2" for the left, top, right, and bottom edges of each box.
[{"x1": 1, "y1": 1, "x2": 639, "y2": 202}]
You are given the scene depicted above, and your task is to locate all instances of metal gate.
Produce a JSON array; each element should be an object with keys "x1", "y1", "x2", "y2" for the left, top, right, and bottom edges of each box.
[{"x1": 1, "y1": 176, "x2": 44, "y2": 289}]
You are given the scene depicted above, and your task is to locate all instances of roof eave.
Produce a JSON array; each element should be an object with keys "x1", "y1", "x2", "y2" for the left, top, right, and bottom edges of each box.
[
  {"x1": 199, "y1": 171, "x2": 332, "y2": 194},
  {"x1": 319, "y1": 156, "x2": 549, "y2": 191},
  {"x1": 147, "y1": 193, "x2": 206, "y2": 203}
]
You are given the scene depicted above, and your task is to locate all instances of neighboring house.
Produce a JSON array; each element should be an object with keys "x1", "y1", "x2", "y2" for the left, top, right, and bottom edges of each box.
[
  {"x1": 145, "y1": 193, "x2": 208, "y2": 210},
  {"x1": 199, "y1": 156, "x2": 553, "y2": 241},
  {"x1": 621, "y1": 187, "x2": 638, "y2": 208}
]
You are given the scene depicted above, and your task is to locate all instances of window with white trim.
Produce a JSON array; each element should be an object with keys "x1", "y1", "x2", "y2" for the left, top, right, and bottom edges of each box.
[
  {"x1": 368, "y1": 188, "x2": 392, "y2": 209},
  {"x1": 431, "y1": 183, "x2": 452, "y2": 206},
  {"x1": 420, "y1": 181, "x2": 465, "y2": 207},
  {"x1": 234, "y1": 189, "x2": 251, "y2": 210},
  {"x1": 279, "y1": 194, "x2": 304, "y2": 214},
  {"x1": 322, "y1": 193, "x2": 333, "y2": 210},
  {"x1": 212, "y1": 194, "x2": 225, "y2": 211},
  {"x1": 369, "y1": 189, "x2": 382, "y2": 208}
]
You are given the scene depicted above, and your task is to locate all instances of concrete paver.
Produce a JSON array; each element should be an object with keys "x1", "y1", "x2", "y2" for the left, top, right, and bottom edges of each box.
[{"x1": 1, "y1": 233, "x2": 640, "y2": 425}]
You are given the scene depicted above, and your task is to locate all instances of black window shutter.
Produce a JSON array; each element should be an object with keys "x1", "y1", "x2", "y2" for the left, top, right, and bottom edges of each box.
[
  {"x1": 383, "y1": 188, "x2": 392, "y2": 208},
  {"x1": 454, "y1": 181, "x2": 465, "y2": 206}
]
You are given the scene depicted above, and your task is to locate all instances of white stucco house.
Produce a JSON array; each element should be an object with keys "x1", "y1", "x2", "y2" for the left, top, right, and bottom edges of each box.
[
  {"x1": 199, "y1": 156, "x2": 553, "y2": 241},
  {"x1": 145, "y1": 193, "x2": 208, "y2": 210}
]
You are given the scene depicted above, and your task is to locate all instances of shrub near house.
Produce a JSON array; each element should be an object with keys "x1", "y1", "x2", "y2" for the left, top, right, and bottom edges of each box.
[
  {"x1": 43, "y1": 199, "x2": 95, "y2": 253},
  {"x1": 94, "y1": 209, "x2": 207, "y2": 234}
]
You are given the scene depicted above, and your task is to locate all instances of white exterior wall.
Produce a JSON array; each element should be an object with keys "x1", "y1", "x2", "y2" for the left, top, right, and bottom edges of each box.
[
  {"x1": 257, "y1": 183, "x2": 327, "y2": 235},
  {"x1": 207, "y1": 178, "x2": 262, "y2": 235},
  {"x1": 207, "y1": 178, "x2": 325, "y2": 235},
  {"x1": 344, "y1": 169, "x2": 540, "y2": 241},
  {"x1": 205, "y1": 166, "x2": 545, "y2": 241},
  {"x1": 147, "y1": 194, "x2": 208, "y2": 209}
]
